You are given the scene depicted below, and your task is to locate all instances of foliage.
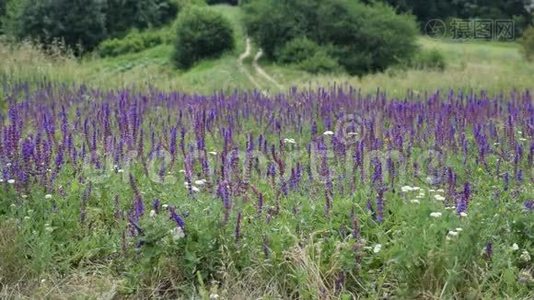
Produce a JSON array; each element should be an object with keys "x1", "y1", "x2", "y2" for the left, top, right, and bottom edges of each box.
[
  {"x1": 173, "y1": 6, "x2": 234, "y2": 69},
  {"x1": 105, "y1": 0, "x2": 179, "y2": 37},
  {"x1": 409, "y1": 48, "x2": 446, "y2": 71},
  {"x1": 296, "y1": 50, "x2": 343, "y2": 74},
  {"x1": 243, "y1": 0, "x2": 418, "y2": 76},
  {"x1": 98, "y1": 29, "x2": 174, "y2": 57},
  {"x1": 6, "y1": 0, "x2": 107, "y2": 53},
  {"x1": 206, "y1": 0, "x2": 238, "y2": 5},
  {"x1": 0, "y1": 0, "x2": 5, "y2": 32},
  {"x1": 520, "y1": 26, "x2": 534, "y2": 61},
  {"x1": 277, "y1": 37, "x2": 322, "y2": 64},
  {"x1": 278, "y1": 37, "x2": 341, "y2": 74}
]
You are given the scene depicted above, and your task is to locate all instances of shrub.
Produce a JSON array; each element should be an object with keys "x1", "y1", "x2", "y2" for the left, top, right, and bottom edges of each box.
[
  {"x1": 173, "y1": 6, "x2": 234, "y2": 69},
  {"x1": 409, "y1": 49, "x2": 446, "y2": 71},
  {"x1": 277, "y1": 37, "x2": 341, "y2": 74},
  {"x1": 243, "y1": 0, "x2": 418, "y2": 76},
  {"x1": 98, "y1": 29, "x2": 173, "y2": 57},
  {"x1": 278, "y1": 37, "x2": 322, "y2": 64},
  {"x1": 7, "y1": 0, "x2": 107, "y2": 53},
  {"x1": 520, "y1": 26, "x2": 534, "y2": 62},
  {"x1": 297, "y1": 50, "x2": 342, "y2": 74}
]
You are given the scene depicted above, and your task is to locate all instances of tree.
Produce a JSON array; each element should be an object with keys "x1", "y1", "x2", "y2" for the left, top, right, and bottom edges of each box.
[{"x1": 8, "y1": 0, "x2": 107, "y2": 52}]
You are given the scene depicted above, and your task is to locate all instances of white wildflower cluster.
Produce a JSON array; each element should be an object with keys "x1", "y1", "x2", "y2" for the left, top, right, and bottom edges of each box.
[
  {"x1": 184, "y1": 179, "x2": 207, "y2": 193},
  {"x1": 446, "y1": 228, "x2": 462, "y2": 240},
  {"x1": 373, "y1": 244, "x2": 382, "y2": 253},
  {"x1": 401, "y1": 185, "x2": 420, "y2": 193},
  {"x1": 520, "y1": 250, "x2": 531, "y2": 263},
  {"x1": 170, "y1": 227, "x2": 185, "y2": 241},
  {"x1": 283, "y1": 138, "x2": 296, "y2": 144},
  {"x1": 430, "y1": 212, "x2": 442, "y2": 218},
  {"x1": 401, "y1": 185, "x2": 425, "y2": 203},
  {"x1": 44, "y1": 223, "x2": 54, "y2": 233}
]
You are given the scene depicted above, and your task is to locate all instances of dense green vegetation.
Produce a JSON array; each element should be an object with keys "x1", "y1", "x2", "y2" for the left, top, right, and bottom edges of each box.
[
  {"x1": 173, "y1": 6, "x2": 235, "y2": 69},
  {"x1": 105, "y1": 0, "x2": 179, "y2": 37},
  {"x1": 0, "y1": 0, "x2": 179, "y2": 52},
  {"x1": 243, "y1": 0, "x2": 419, "y2": 76}
]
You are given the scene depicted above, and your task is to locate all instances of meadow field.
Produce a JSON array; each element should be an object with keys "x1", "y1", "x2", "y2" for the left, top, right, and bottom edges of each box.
[{"x1": 0, "y1": 3, "x2": 534, "y2": 300}]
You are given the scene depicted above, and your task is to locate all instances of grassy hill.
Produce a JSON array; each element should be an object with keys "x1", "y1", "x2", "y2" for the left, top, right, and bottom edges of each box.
[{"x1": 1, "y1": 4, "x2": 533, "y2": 95}]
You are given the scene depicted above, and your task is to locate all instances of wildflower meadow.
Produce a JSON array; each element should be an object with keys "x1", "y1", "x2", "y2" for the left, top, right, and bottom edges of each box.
[{"x1": 0, "y1": 82, "x2": 532, "y2": 298}]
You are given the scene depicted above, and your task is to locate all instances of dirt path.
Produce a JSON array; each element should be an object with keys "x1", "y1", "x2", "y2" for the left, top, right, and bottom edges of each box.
[
  {"x1": 252, "y1": 49, "x2": 283, "y2": 90},
  {"x1": 237, "y1": 38, "x2": 262, "y2": 90}
]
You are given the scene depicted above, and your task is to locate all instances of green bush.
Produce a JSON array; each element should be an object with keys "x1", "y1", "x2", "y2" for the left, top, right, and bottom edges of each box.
[
  {"x1": 243, "y1": 0, "x2": 418, "y2": 76},
  {"x1": 105, "y1": 0, "x2": 179, "y2": 37},
  {"x1": 277, "y1": 37, "x2": 341, "y2": 74},
  {"x1": 409, "y1": 49, "x2": 446, "y2": 71},
  {"x1": 173, "y1": 6, "x2": 234, "y2": 69},
  {"x1": 520, "y1": 26, "x2": 534, "y2": 62},
  {"x1": 278, "y1": 37, "x2": 322, "y2": 64},
  {"x1": 297, "y1": 50, "x2": 342, "y2": 74},
  {"x1": 98, "y1": 29, "x2": 173, "y2": 57},
  {"x1": 6, "y1": 0, "x2": 107, "y2": 53}
]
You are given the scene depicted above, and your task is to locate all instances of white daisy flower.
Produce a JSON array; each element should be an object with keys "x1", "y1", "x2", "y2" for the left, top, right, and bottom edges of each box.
[
  {"x1": 191, "y1": 186, "x2": 200, "y2": 193},
  {"x1": 208, "y1": 151, "x2": 218, "y2": 156},
  {"x1": 44, "y1": 194, "x2": 52, "y2": 199},
  {"x1": 7, "y1": 179, "x2": 15, "y2": 184},
  {"x1": 323, "y1": 131, "x2": 334, "y2": 136},
  {"x1": 149, "y1": 210, "x2": 156, "y2": 218},
  {"x1": 511, "y1": 243, "x2": 519, "y2": 251},
  {"x1": 459, "y1": 212, "x2": 468, "y2": 217}
]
